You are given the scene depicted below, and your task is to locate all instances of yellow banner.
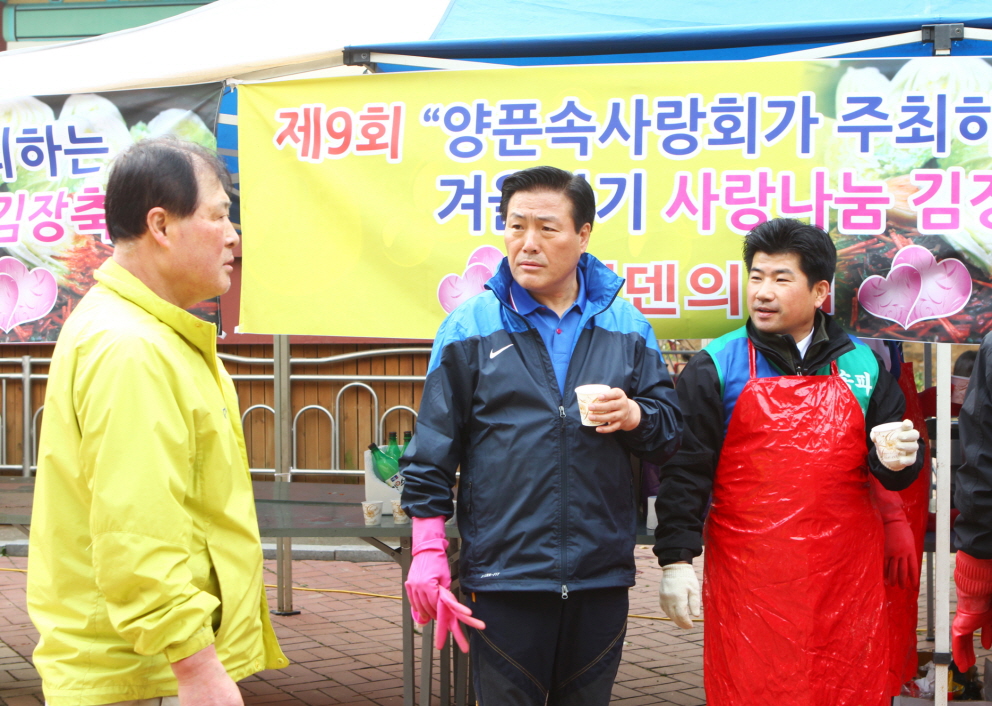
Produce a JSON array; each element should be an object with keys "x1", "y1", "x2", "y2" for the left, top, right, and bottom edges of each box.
[{"x1": 239, "y1": 58, "x2": 992, "y2": 343}]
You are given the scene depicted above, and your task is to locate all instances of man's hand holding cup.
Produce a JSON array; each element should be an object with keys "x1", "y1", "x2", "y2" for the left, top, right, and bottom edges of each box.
[
  {"x1": 576, "y1": 385, "x2": 641, "y2": 434},
  {"x1": 869, "y1": 419, "x2": 920, "y2": 471}
]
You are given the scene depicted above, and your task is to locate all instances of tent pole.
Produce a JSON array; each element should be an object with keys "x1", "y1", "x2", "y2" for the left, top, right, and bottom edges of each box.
[
  {"x1": 272, "y1": 334, "x2": 300, "y2": 616},
  {"x1": 935, "y1": 342, "x2": 952, "y2": 706},
  {"x1": 368, "y1": 53, "x2": 510, "y2": 71},
  {"x1": 751, "y1": 30, "x2": 921, "y2": 61}
]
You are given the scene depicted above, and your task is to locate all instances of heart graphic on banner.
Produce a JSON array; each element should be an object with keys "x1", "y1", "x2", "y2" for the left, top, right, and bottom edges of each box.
[
  {"x1": 0, "y1": 258, "x2": 59, "y2": 333},
  {"x1": 437, "y1": 246, "x2": 504, "y2": 313},
  {"x1": 858, "y1": 245, "x2": 972, "y2": 329},
  {"x1": 466, "y1": 245, "x2": 504, "y2": 274},
  {"x1": 438, "y1": 262, "x2": 494, "y2": 313}
]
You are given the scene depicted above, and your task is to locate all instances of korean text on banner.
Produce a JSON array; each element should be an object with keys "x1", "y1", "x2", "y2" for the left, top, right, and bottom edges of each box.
[
  {"x1": 0, "y1": 84, "x2": 225, "y2": 341},
  {"x1": 238, "y1": 57, "x2": 992, "y2": 343}
]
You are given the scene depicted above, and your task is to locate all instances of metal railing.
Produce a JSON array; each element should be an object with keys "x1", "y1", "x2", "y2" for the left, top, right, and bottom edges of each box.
[
  {"x1": 222, "y1": 347, "x2": 431, "y2": 479},
  {"x1": 0, "y1": 355, "x2": 53, "y2": 477},
  {"x1": 2, "y1": 344, "x2": 699, "y2": 478}
]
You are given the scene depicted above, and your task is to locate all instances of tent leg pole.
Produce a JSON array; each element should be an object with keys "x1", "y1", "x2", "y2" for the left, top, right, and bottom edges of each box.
[
  {"x1": 272, "y1": 335, "x2": 299, "y2": 616},
  {"x1": 934, "y1": 343, "x2": 952, "y2": 706}
]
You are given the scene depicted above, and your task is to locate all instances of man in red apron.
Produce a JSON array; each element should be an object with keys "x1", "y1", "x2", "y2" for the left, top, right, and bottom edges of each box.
[
  {"x1": 953, "y1": 333, "x2": 992, "y2": 674},
  {"x1": 653, "y1": 218, "x2": 924, "y2": 705}
]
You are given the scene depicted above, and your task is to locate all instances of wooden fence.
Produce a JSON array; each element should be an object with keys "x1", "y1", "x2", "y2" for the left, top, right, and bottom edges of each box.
[
  {"x1": 0, "y1": 343, "x2": 430, "y2": 478},
  {"x1": 0, "y1": 339, "x2": 715, "y2": 478}
]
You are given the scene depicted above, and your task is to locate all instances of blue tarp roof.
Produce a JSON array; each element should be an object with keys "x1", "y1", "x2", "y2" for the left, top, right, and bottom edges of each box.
[
  {"x1": 431, "y1": 0, "x2": 992, "y2": 41},
  {"x1": 347, "y1": 0, "x2": 992, "y2": 66}
]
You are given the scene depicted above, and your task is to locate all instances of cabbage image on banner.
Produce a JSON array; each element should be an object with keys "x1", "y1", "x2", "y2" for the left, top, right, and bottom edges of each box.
[
  {"x1": 828, "y1": 57, "x2": 992, "y2": 342},
  {"x1": 0, "y1": 84, "x2": 223, "y2": 341}
]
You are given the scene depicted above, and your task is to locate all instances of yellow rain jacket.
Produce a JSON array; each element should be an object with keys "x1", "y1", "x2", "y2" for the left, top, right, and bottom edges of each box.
[{"x1": 27, "y1": 259, "x2": 287, "y2": 705}]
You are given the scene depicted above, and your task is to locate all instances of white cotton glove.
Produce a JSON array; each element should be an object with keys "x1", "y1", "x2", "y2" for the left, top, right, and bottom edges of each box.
[
  {"x1": 659, "y1": 563, "x2": 701, "y2": 629},
  {"x1": 870, "y1": 419, "x2": 920, "y2": 472}
]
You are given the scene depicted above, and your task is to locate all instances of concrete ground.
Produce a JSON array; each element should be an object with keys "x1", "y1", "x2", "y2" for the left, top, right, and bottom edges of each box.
[{"x1": 0, "y1": 547, "x2": 984, "y2": 706}]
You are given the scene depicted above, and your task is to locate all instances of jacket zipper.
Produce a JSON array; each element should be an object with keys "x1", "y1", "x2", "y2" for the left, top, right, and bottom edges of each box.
[
  {"x1": 488, "y1": 263, "x2": 625, "y2": 599},
  {"x1": 556, "y1": 281, "x2": 621, "y2": 601},
  {"x1": 500, "y1": 308, "x2": 572, "y2": 596},
  {"x1": 517, "y1": 325, "x2": 570, "y2": 598},
  {"x1": 559, "y1": 403, "x2": 568, "y2": 599}
]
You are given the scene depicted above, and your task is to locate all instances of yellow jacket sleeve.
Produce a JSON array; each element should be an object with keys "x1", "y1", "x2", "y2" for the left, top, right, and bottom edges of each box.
[{"x1": 76, "y1": 333, "x2": 220, "y2": 659}]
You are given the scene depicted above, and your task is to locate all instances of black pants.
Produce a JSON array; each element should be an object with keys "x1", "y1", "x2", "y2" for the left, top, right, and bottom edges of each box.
[{"x1": 468, "y1": 587, "x2": 628, "y2": 706}]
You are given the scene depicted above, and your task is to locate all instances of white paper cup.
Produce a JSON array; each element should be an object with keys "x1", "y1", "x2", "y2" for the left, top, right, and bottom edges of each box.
[
  {"x1": 575, "y1": 384, "x2": 612, "y2": 426},
  {"x1": 871, "y1": 421, "x2": 907, "y2": 466},
  {"x1": 391, "y1": 499, "x2": 410, "y2": 525},
  {"x1": 362, "y1": 500, "x2": 383, "y2": 526}
]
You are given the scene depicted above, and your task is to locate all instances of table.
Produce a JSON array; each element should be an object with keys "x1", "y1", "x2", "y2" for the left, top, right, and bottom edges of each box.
[
  {"x1": 0, "y1": 476, "x2": 31, "y2": 532},
  {"x1": 1, "y1": 477, "x2": 655, "y2": 706},
  {"x1": 252, "y1": 480, "x2": 468, "y2": 706}
]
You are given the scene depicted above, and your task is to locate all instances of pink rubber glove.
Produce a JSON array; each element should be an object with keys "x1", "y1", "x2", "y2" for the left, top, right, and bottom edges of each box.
[
  {"x1": 952, "y1": 551, "x2": 992, "y2": 672},
  {"x1": 405, "y1": 516, "x2": 450, "y2": 624},
  {"x1": 404, "y1": 516, "x2": 486, "y2": 653},
  {"x1": 872, "y1": 481, "x2": 919, "y2": 590},
  {"x1": 435, "y1": 588, "x2": 485, "y2": 652}
]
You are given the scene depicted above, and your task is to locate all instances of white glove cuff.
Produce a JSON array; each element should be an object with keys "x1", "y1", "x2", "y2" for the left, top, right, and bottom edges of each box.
[{"x1": 662, "y1": 563, "x2": 697, "y2": 578}]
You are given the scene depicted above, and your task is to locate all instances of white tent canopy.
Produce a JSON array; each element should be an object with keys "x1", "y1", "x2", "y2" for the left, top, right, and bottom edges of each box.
[{"x1": 0, "y1": 0, "x2": 450, "y2": 100}]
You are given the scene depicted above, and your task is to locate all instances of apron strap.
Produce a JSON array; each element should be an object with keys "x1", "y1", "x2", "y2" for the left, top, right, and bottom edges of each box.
[
  {"x1": 747, "y1": 339, "x2": 757, "y2": 379},
  {"x1": 831, "y1": 360, "x2": 839, "y2": 376}
]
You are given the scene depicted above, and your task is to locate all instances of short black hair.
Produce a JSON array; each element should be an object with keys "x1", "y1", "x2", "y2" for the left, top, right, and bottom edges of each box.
[
  {"x1": 499, "y1": 166, "x2": 595, "y2": 233},
  {"x1": 955, "y1": 350, "x2": 978, "y2": 378},
  {"x1": 105, "y1": 137, "x2": 231, "y2": 244},
  {"x1": 743, "y1": 218, "x2": 836, "y2": 287}
]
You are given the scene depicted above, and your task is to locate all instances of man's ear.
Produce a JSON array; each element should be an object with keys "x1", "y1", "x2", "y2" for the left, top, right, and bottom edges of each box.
[
  {"x1": 813, "y1": 279, "x2": 831, "y2": 309},
  {"x1": 146, "y1": 207, "x2": 169, "y2": 247},
  {"x1": 578, "y1": 222, "x2": 591, "y2": 254}
]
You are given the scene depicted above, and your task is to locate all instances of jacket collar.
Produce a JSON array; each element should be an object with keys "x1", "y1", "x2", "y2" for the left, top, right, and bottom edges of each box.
[
  {"x1": 93, "y1": 258, "x2": 218, "y2": 359},
  {"x1": 746, "y1": 309, "x2": 854, "y2": 375},
  {"x1": 509, "y1": 266, "x2": 587, "y2": 316},
  {"x1": 487, "y1": 252, "x2": 623, "y2": 325}
]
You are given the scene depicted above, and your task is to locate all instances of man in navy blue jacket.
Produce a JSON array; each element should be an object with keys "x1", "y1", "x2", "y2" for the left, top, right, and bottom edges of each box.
[{"x1": 401, "y1": 166, "x2": 682, "y2": 706}]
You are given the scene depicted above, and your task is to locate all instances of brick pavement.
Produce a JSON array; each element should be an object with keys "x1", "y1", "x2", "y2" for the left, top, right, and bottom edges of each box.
[{"x1": 0, "y1": 548, "x2": 985, "y2": 706}]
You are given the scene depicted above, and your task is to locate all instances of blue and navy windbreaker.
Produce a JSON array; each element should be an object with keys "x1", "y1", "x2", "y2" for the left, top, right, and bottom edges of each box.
[{"x1": 401, "y1": 253, "x2": 682, "y2": 593}]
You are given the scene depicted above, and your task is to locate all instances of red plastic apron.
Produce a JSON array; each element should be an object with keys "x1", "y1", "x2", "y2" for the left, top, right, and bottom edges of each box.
[
  {"x1": 881, "y1": 362, "x2": 931, "y2": 695},
  {"x1": 703, "y1": 342, "x2": 887, "y2": 706}
]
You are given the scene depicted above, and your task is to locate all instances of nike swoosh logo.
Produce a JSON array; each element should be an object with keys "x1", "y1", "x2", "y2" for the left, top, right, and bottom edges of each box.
[{"x1": 490, "y1": 344, "x2": 514, "y2": 359}]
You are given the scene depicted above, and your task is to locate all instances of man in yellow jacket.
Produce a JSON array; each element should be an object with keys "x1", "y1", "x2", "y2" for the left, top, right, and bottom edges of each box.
[{"x1": 27, "y1": 138, "x2": 287, "y2": 706}]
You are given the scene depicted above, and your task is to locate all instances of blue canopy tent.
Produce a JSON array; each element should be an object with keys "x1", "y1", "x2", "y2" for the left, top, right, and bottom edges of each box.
[
  {"x1": 344, "y1": 0, "x2": 992, "y2": 69},
  {"x1": 430, "y1": 0, "x2": 991, "y2": 42}
]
